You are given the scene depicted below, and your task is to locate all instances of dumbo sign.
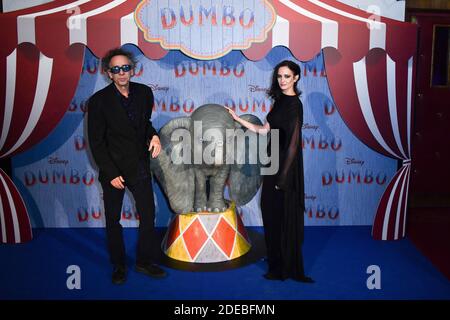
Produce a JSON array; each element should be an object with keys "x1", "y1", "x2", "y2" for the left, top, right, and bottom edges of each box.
[{"x1": 135, "y1": 0, "x2": 276, "y2": 59}]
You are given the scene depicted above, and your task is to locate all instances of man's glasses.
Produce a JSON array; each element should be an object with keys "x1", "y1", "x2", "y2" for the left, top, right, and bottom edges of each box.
[{"x1": 109, "y1": 64, "x2": 132, "y2": 74}]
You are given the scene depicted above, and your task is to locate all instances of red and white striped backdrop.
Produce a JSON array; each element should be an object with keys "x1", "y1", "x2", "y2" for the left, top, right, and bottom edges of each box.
[{"x1": 0, "y1": 0, "x2": 417, "y2": 242}]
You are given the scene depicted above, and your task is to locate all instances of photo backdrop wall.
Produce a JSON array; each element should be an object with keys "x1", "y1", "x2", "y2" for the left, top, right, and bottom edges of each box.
[
  {"x1": 11, "y1": 45, "x2": 397, "y2": 228},
  {"x1": 0, "y1": 0, "x2": 417, "y2": 242}
]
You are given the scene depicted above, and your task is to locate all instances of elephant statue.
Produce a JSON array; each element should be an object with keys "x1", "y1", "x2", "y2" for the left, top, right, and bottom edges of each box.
[{"x1": 150, "y1": 104, "x2": 264, "y2": 214}]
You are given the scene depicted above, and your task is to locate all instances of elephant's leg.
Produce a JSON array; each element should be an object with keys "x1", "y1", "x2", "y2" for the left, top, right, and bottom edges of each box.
[
  {"x1": 194, "y1": 170, "x2": 207, "y2": 212},
  {"x1": 207, "y1": 166, "x2": 230, "y2": 212}
]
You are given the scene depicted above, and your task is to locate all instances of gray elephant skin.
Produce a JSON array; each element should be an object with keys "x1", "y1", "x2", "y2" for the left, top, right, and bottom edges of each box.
[{"x1": 150, "y1": 104, "x2": 263, "y2": 214}]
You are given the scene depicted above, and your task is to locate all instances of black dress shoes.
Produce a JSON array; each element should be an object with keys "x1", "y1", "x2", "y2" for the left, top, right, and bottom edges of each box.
[
  {"x1": 112, "y1": 265, "x2": 127, "y2": 285},
  {"x1": 263, "y1": 272, "x2": 315, "y2": 283},
  {"x1": 135, "y1": 263, "x2": 167, "y2": 279}
]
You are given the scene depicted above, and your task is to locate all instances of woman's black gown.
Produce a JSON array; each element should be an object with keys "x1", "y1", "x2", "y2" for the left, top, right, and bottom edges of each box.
[{"x1": 261, "y1": 93, "x2": 311, "y2": 282}]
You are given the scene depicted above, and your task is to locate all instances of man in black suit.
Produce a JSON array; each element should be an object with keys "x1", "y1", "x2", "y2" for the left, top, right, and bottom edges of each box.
[{"x1": 87, "y1": 48, "x2": 166, "y2": 284}]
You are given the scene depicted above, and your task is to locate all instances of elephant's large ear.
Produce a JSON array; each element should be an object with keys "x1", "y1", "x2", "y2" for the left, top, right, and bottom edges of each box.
[
  {"x1": 150, "y1": 117, "x2": 195, "y2": 214},
  {"x1": 229, "y1": 114, "x2": 264, "y2": 206}
]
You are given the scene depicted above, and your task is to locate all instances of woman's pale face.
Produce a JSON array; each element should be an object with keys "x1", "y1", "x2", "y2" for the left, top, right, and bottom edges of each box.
[{"x1": 277, "y1": 66, "x2": 299, "y2": 95}]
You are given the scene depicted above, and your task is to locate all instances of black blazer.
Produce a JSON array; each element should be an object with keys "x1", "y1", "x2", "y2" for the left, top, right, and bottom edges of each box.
[{"x1": 87, "y1": 82, "x2": 157, "y2": 186}]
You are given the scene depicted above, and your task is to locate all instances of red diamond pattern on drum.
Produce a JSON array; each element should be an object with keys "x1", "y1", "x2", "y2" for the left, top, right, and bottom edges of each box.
[
  {"x1": 166, "y1": 215, "x2": 180, "y2": 249},
  {"x1": 182, "y1": 218, "x2": 208, "y2": 260},
  {"x1": 236, "y1": 213, "x2": 249, "y2": 242},
  {"x1": 212, "y1": 217, "x2": 236, "y2": 258}
]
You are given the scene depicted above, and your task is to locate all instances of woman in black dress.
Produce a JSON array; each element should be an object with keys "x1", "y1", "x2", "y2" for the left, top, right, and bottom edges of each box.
[{"x1": 227, "y1": 60, "x2": 313, "y2": 283}]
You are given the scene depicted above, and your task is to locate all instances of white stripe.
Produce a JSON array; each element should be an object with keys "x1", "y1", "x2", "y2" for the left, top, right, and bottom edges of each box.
[
  {"x1": 0, "y1": 49, "x2": 17, "y2": 153},
  {"x1": 280, "y1": 0, "x2": 338, "y2": 48},
  {"x1": 121, "y1": 12, "x2": 138, "y2": 45},
  {"x1": 69, "y1": 0, "x2": 127, "y2": 45},
  {"x1": 382, "y1": 165, "x2": 407, "y2": 240},
  {"x1": 0, "y1": 174, "x2": 7, "y2": 243},
  {"x1": 387, "y1": 55, "x2": 407, "y2": 159},
  {"x1": 353, "y1": 57, "x2": 401, "y2": 158},
  {"x1": 272, "y1": 15, "x2": 290, "y2": 47},
  {"x1": 394, "y1": 164, "x2": 409, "y2": 239},
  {"x1": 407, "y1": 57, "x2": 413, "y2": 158},
  {"x1": 2, "y1": 53, "x2": 53, "y2": 158},
  {"x1": 17, "y1": 0, "x2": 91, "y2": 44},
  {"x1": 309, "y1": 0, "x2": 386, "y2": 49},
  {"x1": 0, "y1": 172, "x2": 20, "y2": 243},
  {"x1": 402, "y1": 164, "x2": 411, "y2": 237}
]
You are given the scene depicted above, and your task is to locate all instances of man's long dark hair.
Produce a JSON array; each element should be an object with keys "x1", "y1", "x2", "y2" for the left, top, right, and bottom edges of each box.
[
  {"x1": 101, "y1": 47, "x2": 137, "y2": 72},
  {"x1": 267, "y1": 60, "x2": 301, "y2": 101}
]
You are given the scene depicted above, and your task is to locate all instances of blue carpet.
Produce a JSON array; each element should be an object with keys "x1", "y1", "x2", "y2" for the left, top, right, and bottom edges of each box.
[{"x1": 0, "y1": 227, "x2": 449, "y2": 300}]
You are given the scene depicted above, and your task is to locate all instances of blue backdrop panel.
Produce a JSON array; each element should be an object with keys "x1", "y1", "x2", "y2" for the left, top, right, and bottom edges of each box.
[{"x1": 12, "y1": 45, "x2": 396, "y2": 227}]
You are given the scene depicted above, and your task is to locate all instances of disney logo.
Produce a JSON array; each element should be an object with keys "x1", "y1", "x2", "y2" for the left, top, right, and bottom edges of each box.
[
  {"x1": 148, "y1": 84, "x2": 169, "y2": 92},
  {"x1": 304, "y1": 194, "x2": 317, "y2": 201},
  {"x1": 48, "y1": 157, "x2": 69, "y2": 166},
  {"x1": 345, "y1": 157, "x2": 365, "y2": 166},
  {"x1": 248, "y1": 85, "x2": 269, "y2": 93},
  {"x1": 302, "y1": 123, "x2": 319, "y2": 131}
]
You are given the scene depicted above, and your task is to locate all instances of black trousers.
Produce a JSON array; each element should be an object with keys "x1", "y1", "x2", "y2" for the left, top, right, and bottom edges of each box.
[
  {"x1": 100, "y1": 177, "x2": 158, "y2": 266},
  {"x1": 260, "y1": 174, "x2": 306, "y2": 279},
  {"x1": 260, "y1": 174, "x2": 284, "y2": 274}
]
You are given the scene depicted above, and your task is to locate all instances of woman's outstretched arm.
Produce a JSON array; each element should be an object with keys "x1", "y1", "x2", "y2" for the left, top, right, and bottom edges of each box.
[{"x1": 225, "y1": 107, "x2": 270, "y2": 135}]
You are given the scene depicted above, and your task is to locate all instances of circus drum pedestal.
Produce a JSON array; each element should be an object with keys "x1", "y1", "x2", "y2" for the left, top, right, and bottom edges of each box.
[{"x1": 161, "y1": 202, "x2": 251, "y2": 263}]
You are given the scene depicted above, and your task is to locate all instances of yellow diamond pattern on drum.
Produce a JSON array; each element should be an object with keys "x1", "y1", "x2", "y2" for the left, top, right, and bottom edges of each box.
[
  {"x1": 221, "y1": 203, "x2": 237, "y2": 228},
  {"x1": 178, "y1": 213, "x2": 197, "y2": 233},
  {"x1": 162, "y1": 201, "x2": 251, "y2": 263},
  {"x1": 230, "y1": 232, "x2": 251, "y2": 259},
  {"x1": 165, "y1": 236, "x2": 191, "y2": 262}
]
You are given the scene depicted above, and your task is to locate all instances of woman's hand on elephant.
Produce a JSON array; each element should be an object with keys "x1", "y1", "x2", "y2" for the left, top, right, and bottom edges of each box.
[
  {"x1": 148, "y1": 135, "x2": 161, "y2": 158},
  {"x1": 225, "y1": 107, "x2": 240, "y2": 121}
]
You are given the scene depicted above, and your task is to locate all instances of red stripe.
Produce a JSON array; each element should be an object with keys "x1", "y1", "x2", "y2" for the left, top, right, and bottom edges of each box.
[
  {"x1": 274, "y1": 0, "x2": 322, "y2": 61},
  {"x1": 394, "y1": 58, "x2": 409, "y2": 158},
  {"x1": 15, "y1": 45, "x2": 84, "y2": 157},
  {"x1": 0, "y1": 170, "x2": 16, "y2": 243},
  {"x1": 397, "y1": 166, "x2": 410, "y2": 238},
  {"x1": 372, "y1": 165, "x2": 407, "y2": 240},
  {"x1": 242, "y1": 30, "x2": 273, "y2": 61},
  {"x1": 385, "y1": 24, "x2": 417, "y2": 62},
  {"x1": 385, "y1": 168, "x2": 407, "y2": 240},
  {"x1": 86, "y1": 0, "x2": 136, "y2": 57},
  {"x1": 319, "y1": 0, "x2": 417, "y2": 60},
  {"x1": 365, "y1": 50, "x2": 403, "y2": 158},
  {"x1": 323, "y1": 48, "x2": 388, "y2": 156},
  {"x1": 33, "y1": 0, "x2": 112, "y2": 56},
  {"x1": 35, "y1": 6, "x2": 73, "y2": 56},
  {"x1": 138, "y1": 31, "x2": 169, "y2": 60},
  {"x1": 0, "y1": 44, "x2": 39, "y2": 158},
  {"x1": 0, "y1": 56, "x2": 6, "y2": 147},
  {"x1": 1, "y1": 14, "x2": 19, "y2": 58},
  {"x1": 4, "y1": 44, "x2": 84, "y2": 158},
  {"x1": 0, "y1": 0, "x2": 75, "y2": 56},
  {"x1": 319, "y1": 0, "x2": 379, "y2": 20},
  {"x1": 0, "y1": 168, "x2": 32, "y2": 242},
  {"x1": 295, "y1": 0, "x2": 371, "y2": 60}
]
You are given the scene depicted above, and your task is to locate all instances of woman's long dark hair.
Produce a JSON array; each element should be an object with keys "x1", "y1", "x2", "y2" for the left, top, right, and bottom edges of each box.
[{"x1": 267, "y1": 60, "x2": 301, "y2": 100}]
